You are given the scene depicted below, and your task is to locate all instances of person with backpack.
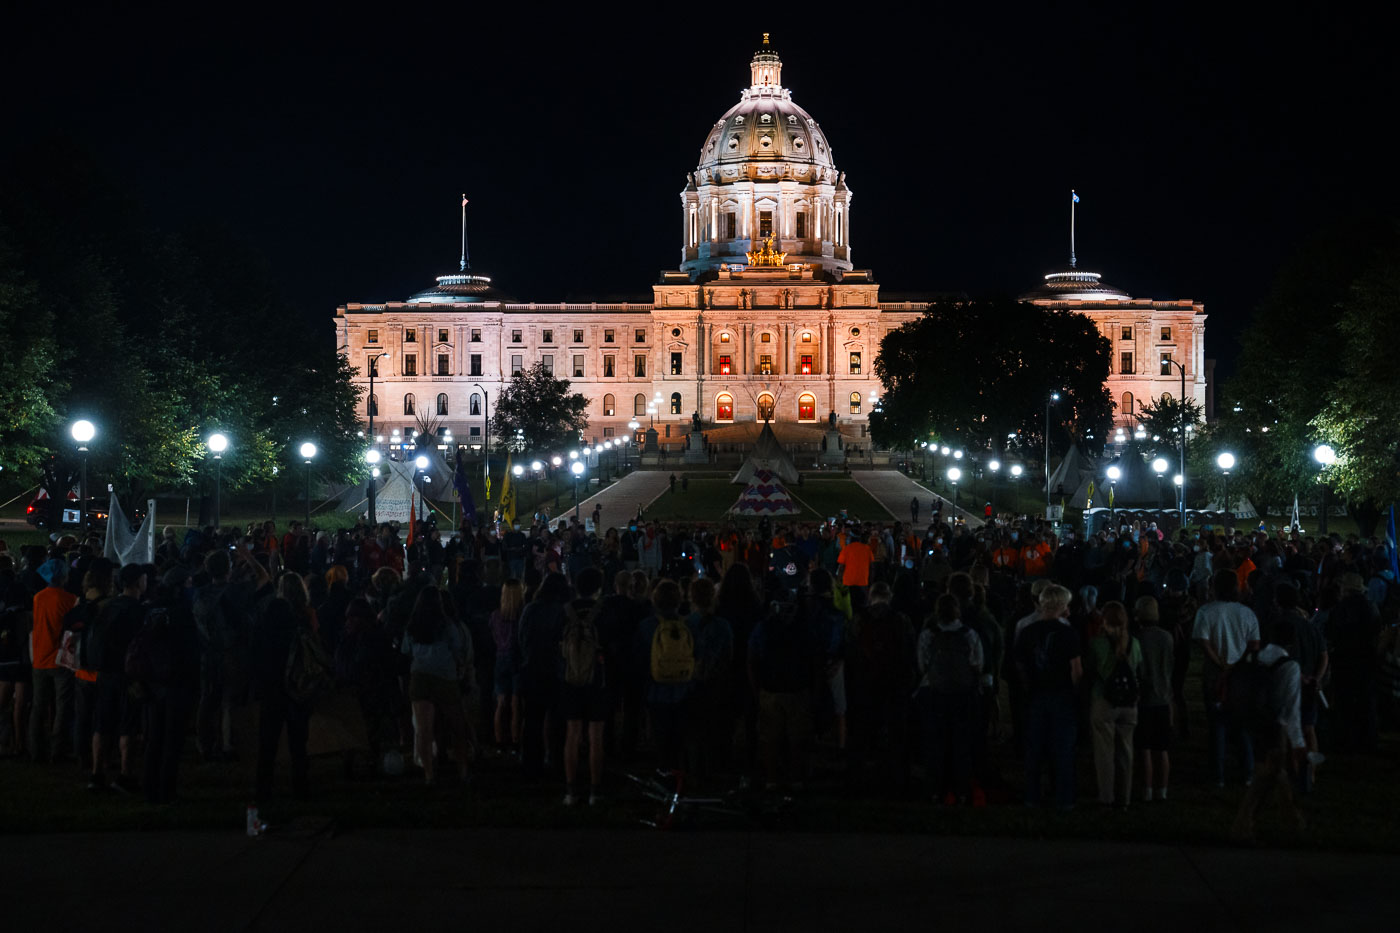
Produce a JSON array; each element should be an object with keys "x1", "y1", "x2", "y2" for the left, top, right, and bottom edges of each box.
[
  {"x1": 918, "y1": 593, "x2": 983, "y2": 804},
  {"x1": 1229, "y1": 618, "x2": 1308, "y2": 842},
  {"x1": 402, "y1": 586, "x2": 472, "y2": 787},
  {"x1": 1132, "y1": 596, "x2": 1174, "y2": 802},
  {"x1": 86, "y1": 563, "x2": 146, "y2": 792},
  {"x1": 1087, "y1": 601, "x2": 1143, "y2": 808},
  {"x1": 141, "y1": 567, "x2": 201, "y2": 805},
  {"x1": 559, "y1": 568, "x2": 608, "y2": 805},
  {"x1": 636, "y1": 578, "x2": 696, "y2": 772},
  {"x1": 1013, "y1": 583, "x2": 1083, "y2": 809},
  {"x1": 251, "y1": 573, "x2": 321, "y2": 806},
  {"x1": 749, "y1": 592, "x2": 821, "y2": 791},
  {"x1": 685, "y1": 577, "x2": 734, "y2": 784},
  {"x1": 1192, "y1": 570, "x2": 1262, "y2": 787}
]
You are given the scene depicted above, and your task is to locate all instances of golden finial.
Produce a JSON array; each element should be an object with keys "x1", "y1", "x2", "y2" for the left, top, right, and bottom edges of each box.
[{"x1": 762, "y1": 32, "x2": 770, "y2": 45}]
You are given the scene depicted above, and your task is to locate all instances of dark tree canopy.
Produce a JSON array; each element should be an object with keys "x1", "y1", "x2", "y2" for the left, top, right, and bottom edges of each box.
[
  {"x1": 870, "y1": 298, "x2": 1113, "y2": 459},
  {"x1": 490, "y1": 361, "x2": 589, "y2": 455}
]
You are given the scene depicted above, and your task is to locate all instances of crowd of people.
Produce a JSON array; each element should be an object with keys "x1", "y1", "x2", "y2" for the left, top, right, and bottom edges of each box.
[{"x1": 1, "y1": 504, "x2": 1397, "y2": 839}]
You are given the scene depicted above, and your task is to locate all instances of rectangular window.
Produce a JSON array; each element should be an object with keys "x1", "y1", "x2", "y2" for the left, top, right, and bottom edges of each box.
[
  {"x1": 469, "y1": 426, "x2": 481, "y2": 437},
  {"x1": 542, "y1": 329, "x2": 553, "y2": 343},
  {"x1": 634, "y1": 355, "x2": 646, "y2": 377},
  {"x1": 437, "y1": 354, "x2": 450, "y2": 376},
  {"x1": 405, "y1": 328, "x2": 416, "y2": 343},
  {"x1": 1160, "y1": 352, "x2": 1173, "y2": 376},
  {"x1": 760, "y1": 332, "x2": 771, "y2": 343},
  {"x1": 719, "y1": 354, "x2": 731, "y2": 375},
  {"x1": 542, "y1": 354, "x2": 553, "y2": 376},
  {"x1": 471, "y1": 328, "x2": 481, "y2": 342},
  {"x1": 469, "y1": 354, "x2": 482, "y2": 376},
  {"x1": 723, "y1": 212, "x2": 736, "y2": 239},
  {"x1": 1121, "y1": 326, "x2": 1133, "y2": 341},
  {"x1": 602, "y1": 427, "x2": 614, "y2": 437},
  {"x1": 670, "y1": 352, "x2": 682, "y2": 375},
  {"x1": 573, "y1": 329, "x2": 584, "y2": 344},
  {"x1": 800, "y1": 354, "x2": 813, "y2": 375},
  {"x1": 511, "y1": 354, "x2": 523, "y2": 375},
  {"x1": 849, "y1": 351, "x2": 862, "y2": 375},
  {"x1": 635, "y1": 328, "x2": 646, "y2": 343},
  {"x1": 1120, "y1": 351, "x2": 1134, "y2": 374},
  {"x1": 795, "y1": 212, "x2": 807, "y2": 238},
  {"x1": 512, "y1": 329, "x2": 522, "y2": 343},
  {"x1": 367, "y1": 329, "x2": 379, "y2": 344},
  {"x1": 438, "y1": 329, "x2": 449, "y2": 344},
  {"x1": 759, "y1": 211, "x2": 773, "y2": 237},
  {"x1": 604, "y1": 329, "x2": 615, "y2": 343},
  {"x1": 573, "y1": 354, "x2": 585, "y2": 378},
  {"x1": 604, "y1": 355, "x2": 615, "y2": 377},
  {"x1": 403, "y1": 354, "x2": 417, "y2": 376},
  {"x1": 1161, "y1": 326, "x2": 1172, "y2": 341},
  {"x1": 759, "y1": 354, "x2": 772, "y2": 375}
]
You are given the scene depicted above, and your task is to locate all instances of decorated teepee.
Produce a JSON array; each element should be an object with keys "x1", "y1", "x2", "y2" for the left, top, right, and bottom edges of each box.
[
  {"x1": 730, "y1": 468, "x2": 800, "y2": 517},
  {"x1": 732, "y1": 421, "x2": 800, "y2": 484}
]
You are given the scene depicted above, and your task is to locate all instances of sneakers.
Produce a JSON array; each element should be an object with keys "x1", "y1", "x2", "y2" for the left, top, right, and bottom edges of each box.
[
  {"x1": 86, "y1": 773, "x2": 109, "y2": 793},
  {"x1": 588, "y1": 790, "x2": 602, "y2": 807},
  {"x1": 563, "y1": 792, "x2": 580, "y2": 807}
]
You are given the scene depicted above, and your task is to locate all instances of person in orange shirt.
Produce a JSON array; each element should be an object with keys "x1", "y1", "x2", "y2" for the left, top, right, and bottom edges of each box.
[
  {"x1": 837, "y1": 529, "x2": 874, "y2": 606},
  {"x1": 29, "y1": 558, "x2": 78, "y2": 762},
  {"x1": 991, "y1": 534, "x2": 1022, "y2": 575},
  {"x1": 1020, "y1": 534, "x2": 1052, "y2": 579}
]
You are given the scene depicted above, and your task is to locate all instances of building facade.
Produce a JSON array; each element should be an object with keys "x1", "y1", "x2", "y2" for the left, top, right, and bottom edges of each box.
[{"x1": 335, "y1": 38, "x2": 1207, "y2": 454}]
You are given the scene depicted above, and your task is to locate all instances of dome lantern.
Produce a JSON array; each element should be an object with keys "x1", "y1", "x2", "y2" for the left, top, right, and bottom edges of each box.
[{"x1": 750, "y1": 33, "x2": 782, "y2": 89}]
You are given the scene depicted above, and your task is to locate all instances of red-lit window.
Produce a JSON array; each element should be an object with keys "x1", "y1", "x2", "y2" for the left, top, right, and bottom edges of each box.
[
  {"x1": 716, "y1": 394, "x2": 734, "y2": 421},
  {"x1": 719, "y1": 355, "x2": 731, "y2": 375},
  {"x1": 798, "y1": 393, "x2": 816, "y2": 420},
  {"x1": 800, "y1": 354, "x2": 813, "y2": 375}
]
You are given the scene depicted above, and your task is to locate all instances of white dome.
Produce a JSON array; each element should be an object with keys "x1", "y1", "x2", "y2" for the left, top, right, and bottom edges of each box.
[{"x1": 697, "y1": 94, "x2": 834, "y2": 175}]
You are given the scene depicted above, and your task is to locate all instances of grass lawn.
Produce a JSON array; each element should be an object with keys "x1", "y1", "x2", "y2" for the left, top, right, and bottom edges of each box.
[{"x1": 641, "y1": 477, "x2": 891, "y2": 524}]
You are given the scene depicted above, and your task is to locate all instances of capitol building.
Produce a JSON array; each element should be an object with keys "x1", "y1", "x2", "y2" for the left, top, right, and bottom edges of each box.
[{"x1": 335, "y1": 37, "x2": 1208, "y2": 458}]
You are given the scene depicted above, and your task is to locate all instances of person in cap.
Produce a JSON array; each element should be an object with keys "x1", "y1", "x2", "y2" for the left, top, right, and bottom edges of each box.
[{"x1": 29, "y1": 558, "x2": 78, "y2": 761}]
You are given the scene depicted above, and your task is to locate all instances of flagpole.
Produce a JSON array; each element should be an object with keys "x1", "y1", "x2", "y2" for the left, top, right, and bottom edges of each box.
[
  {"x1": 460, "y1": 194, "x2": 469, "y2": 272},
  {"x1": 1070, "y1": 189, "x2": 1077, "y2": 269}
]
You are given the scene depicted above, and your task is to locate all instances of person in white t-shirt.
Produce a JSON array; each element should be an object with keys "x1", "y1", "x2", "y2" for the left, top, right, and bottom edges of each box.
[
  {"x1": 1230, "y1": 618, "x2": 1308, "y2": 843},
  {"x1": 1192, "y1": 570, "x2": 1261, "y2": 787}
]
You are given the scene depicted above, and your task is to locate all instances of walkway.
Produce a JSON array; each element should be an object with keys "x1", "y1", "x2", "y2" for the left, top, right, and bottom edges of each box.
[
  {"x1": 853, "y1": 469, "x2": 986, "y2": 527},
  {"x1": 572, "y1": 470, "x2": 672, "y2": 530},
  {"x1": 8, "y1": 828, "x2": 1396, "y2": 931}
]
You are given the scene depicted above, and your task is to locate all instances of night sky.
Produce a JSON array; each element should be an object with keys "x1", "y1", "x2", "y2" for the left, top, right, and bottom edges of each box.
[{"x1": 10, "y1": 8, "x2": 1396, "y2": 379}]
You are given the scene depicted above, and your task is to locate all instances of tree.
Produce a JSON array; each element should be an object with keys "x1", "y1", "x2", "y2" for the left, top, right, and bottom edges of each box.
[
  {"x1": 490, "y1": 361, "x2": 589, "y2": 454},
  {"x1": 870, "y1": 297, "x2": 1113, "y2": 459}
]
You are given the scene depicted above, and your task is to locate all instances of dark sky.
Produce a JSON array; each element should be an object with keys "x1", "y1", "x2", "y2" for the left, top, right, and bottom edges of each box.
[{"x1": 10, "y1": 8, "x2": 1397, "y2": 378}]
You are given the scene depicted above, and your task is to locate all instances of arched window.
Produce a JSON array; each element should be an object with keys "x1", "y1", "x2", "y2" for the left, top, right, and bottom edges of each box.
[
  {"x1": 798, "y1": 393, "x2": 816, "y2": 421},
  {"x1": 850, "y1": 391, "x2": 861, "y2": 414},
  {"x1": 470, "y1": 393, "x2": 481, "y2": 416},
  {"x1": 716, "y1": 393, "x2": 734, "y2": 422},
  {"x1": 670, "y1": 392, "x2": 682, "y2": 415},
  {"x1": 367, "y1": 393, "x2": 378, "y2": 417},
  {"x1": 1121, "y1": 392, "x2": 1134, "y2": 417},
  {"x1": 603, "y1": 393, "x2": 616, "y2": 417},
  {"x1": 634, "y1": 393, "x2": 646, "y2": 416},
  {"x1": 757, "y1": 393, "x2": 775, "y2": 422},
  {"x1": 403, "y1": 393, "x2": 416, "y2": 416},
  {"x1": 1161, "y1": 392, "x2": 1173, "y2": 405},
  {"x1": 436, "y1": 393, "x2": 449, "y2": 416}
]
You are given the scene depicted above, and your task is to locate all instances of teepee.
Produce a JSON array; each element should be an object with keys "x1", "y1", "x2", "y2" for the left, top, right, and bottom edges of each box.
[
  {"x1": 730, "y1": 468, "x2": 800, "y2": 517},
  {"x1": 732, "y1": 421, "x2": 800, "y2": 484}
]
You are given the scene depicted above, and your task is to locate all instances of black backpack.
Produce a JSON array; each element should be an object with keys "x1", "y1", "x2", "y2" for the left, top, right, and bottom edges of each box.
[
  {"x1": 1226, "y1": 650, "x2": 1296, "y2": 734},
  {"x1": 125, "y1": 607, "x2": 174, "y2": 685},
  {"x1": 929, "y1": 625, "x2": 977, "y2": 695},
  {"x1": 1102, "y1": 656, "x2": 1140, "y2": 707}
]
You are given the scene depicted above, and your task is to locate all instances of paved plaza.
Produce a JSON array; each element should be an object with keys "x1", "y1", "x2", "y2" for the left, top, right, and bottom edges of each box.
[{"x1": 852, "y1": 469, "x2": 986, "y2": 527}]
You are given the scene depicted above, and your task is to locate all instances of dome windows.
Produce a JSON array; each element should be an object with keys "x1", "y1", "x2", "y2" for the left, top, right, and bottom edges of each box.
[
  {"x1": 734, "y1": 115, "x2": 744, "y2": 125},
  {"x1": 793, "y1": 137, "x2": 805, "y2": 150},
  {"x1": 760, "y1": 113, "x2": 772, "y2": 124},
  {"x1": 727, "y1": 136, "x2": 739, "y2": 151},
  {"x1": 787, "y1": 114, "x2": 798, "y2": 124},
  {"x1": 759, "y1": 135, "x2": 773, "y2": 149}
]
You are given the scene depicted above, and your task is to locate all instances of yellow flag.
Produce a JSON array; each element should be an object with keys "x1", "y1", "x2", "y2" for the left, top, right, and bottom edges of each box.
[
  {"x1": 1086, "y1": 479, "x2": 1095, "y2": 511},
  {"x1": 484, "y1": 467, "x2": 492, "y2": 504},
  {"x1": 499, "y1": 456, "x2": 516, "y2": 525}
]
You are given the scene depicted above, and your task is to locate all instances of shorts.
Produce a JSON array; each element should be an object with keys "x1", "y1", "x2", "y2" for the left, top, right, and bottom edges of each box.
[
  {"x1": 827, "y1": 662, "x2": 847, "y2": 717},
  {"x1": 1134, "y1": 704, "x2": 1172, "y2": 752},
  {"x1": 408, "y1": 671, "x2": 461, "y2": 707},
  {"x1": 560, "y1": 684, "x2": 611, "y2": 723},
  {"x1": 95, "y1": 674, "x2": 142, "y2": 739},
  {"x1": 0, "y1": 661, "x2": 30, "y2": 684},
  {"x1": 493, "y1": 654, "x2": 519, "y2": 698}
]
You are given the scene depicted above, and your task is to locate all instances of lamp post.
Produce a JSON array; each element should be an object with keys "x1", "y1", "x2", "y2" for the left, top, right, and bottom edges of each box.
[
  {"x1": 71, "y1": 419, "x2": 96, "y2": 532},
  {"x1": 207, "y1": 432, "x2": 229, "y2": 529},
  {"x1": 1217, "y1": 452, "x2": 1236, "y2": 525},
  {"x1": 1045, "y1": 391, "x2": 1060, "y2": 520},
  {"x1": 367, "y1": 351, "x2": 387, "y2": 450},
  {"x1": 530, "y1": 459, "x2": 544, "y2": 512},
  {"x1": 571, "y1": 460, "x2": 585, "y2": 519},
  {"x1": 1313, "y1": 444, "x2": 1336, "y2": 536},
  {"x1": 988, "y1": 459, "x2": 1001, "y2": 517},
  {"x1": 1173, "y1": 474, "x2": 1183, "y2": 516},
  {"x1": 1152, "y1": 457, "x2": 1168, "y2": 512},
  {"x1": 627, "y1": 420, "x2": 640, "y2": 468},
  {"x1": 1106, "y1": 464, "x2": 1122, "y2": 525},
  {"x1": 365, "y1": 449, "x2": 381, "y2": 526},
  {"x1": 947, "y1": 467, "x2": 961, "y2": 513},
  {"x1": 473, "y1": 382, "x2": 490, "y2": 507},
  {"x1": 299, "y1": 442, "x2": 317, "y2": 529},
  {"x1": 1162, "y1": 358, "x2": 1189, "y2": 530}
]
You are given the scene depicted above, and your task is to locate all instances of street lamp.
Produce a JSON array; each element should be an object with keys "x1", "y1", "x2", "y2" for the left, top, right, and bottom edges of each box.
[
  {"x1": 367, "y1": 351, "x2": 388, "y2": 458},
  {"x1": 1162, "y1": 358, "x2": 1190, "y2": 530},
  {"x1": 473, "y1": 382, "x2": 490, "y2": 507},
  {"x1": 1216, "y1": 452, "x2": 1236, "y2": 524},
  {"x1": 1045, "y1": 391, "x2": 1061, "y2": 521},
  {"x1": 71, "y1": 419, "x2": 96, "y2": 532},
  {"x1": 1106, "y1": 464, "x2": 1122, "y2": 525},
  {"x1": 530, "y1": 459, "x2": 544, "y2": 512},
  {"x1": 365, "y1": 449, "x2": 382, "y2": 526},
  {"x1": 571, "y1": 459, "x2": 586, "y2": 519},
  {"x1": 988, "y1": 460, "x2": 1001, "y2": 516},
  {"x1": 1313, "y1": 444, "x2": 1336, "y2": 535},
  {"x1": 207, "y1": 432, "x2": 229, "y2": 529},
  {"x1": 1173, "y1": 473, "x2": 1184, "y2": 515},
  {"x1": 1152, "y1": 457, "x2": 1168, "y2": 511},
  {"x1": 947, "y1": 466, "x2": 961, "y2": 512},
  {"x1": 299, "y1": 442, "x2": 317, "y2": 528}
]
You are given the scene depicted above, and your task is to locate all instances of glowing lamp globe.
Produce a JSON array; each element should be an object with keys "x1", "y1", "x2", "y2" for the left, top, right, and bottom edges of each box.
[
  {"x1": 1313, "y1": 444, "x2": 1337, "y2": 466},
  {"x1": 571, "y1": 461, "x2": 585, "y2": 477},
  {"x1": 299, "y1": 442, "x2": 317, "y2": 460},
  {"x1": 415, "y1": 455, "x2": 429, "y2": 470},
  {"x1": 207, "y1": 432, "x2": 229, "y2": 454},
  {"x1": 71, "y1": 420, "x2": 96, "y2": 444},
  {"x1": 1152, "y1": 458, "x2": 1169, "y2": 475},
  {"x1": 1217, "y1": 452, "x2": 1236, "y2": 471},
  {"x1": 1106, "y1": 466, "x2": 1122, "y2": 481},
  {"x1": 947, "y1": 467, "x2": 961, "y2": 482}
]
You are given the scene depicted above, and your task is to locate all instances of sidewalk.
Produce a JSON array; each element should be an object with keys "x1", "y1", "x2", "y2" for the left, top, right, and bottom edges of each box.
[
  {"x1": 852, "y1": 469, "x2": 986, "y2": 527},
  {"x1": 7, "y1": 828, "x2": 1396, "y2": 932},
  {"x1": 572, "y1": 469, "x2": 672, "y2": 529}
]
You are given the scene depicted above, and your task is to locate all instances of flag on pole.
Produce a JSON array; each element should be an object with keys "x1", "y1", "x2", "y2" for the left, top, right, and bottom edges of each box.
[
  {"x1": 484, "y1": 465, "x2": 492, "y2": 504},
  {"x1": 462, "y1": 195, "x2": 469, "y2": 207},
  {"x1": 453, "y1": 448, "x2": 476, "y2": 528},
  {"x1": 1386, "y1": 506, "x2": 1400, "y2": 582},
  {"x1": 1072, "y1": 190, "x2": 1080, "y2": 203},
  {"x1": 1085, "y1": 479, "x2": 1094, "y2": 510},
  {"x1": 1291, "y1": 493, "x2": 1301, "y2": 531},
  {"x1": 499, "y1": 456, "x2": 516, "y2": 526}
]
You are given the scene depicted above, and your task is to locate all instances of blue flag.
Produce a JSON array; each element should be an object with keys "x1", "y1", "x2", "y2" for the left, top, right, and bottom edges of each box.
[
  {"x1": 1072, "y1": 191, "x2": 1080, "y2": 203},
  {"x1": 1387, "y1": 505, "x2": 1399, "y2": 582},
  {"x1": 453, "y1": 448, "x2": 477, "y2": 528}
]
